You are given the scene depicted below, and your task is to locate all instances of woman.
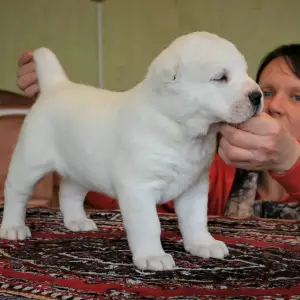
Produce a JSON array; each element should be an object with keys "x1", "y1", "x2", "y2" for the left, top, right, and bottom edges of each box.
[
  {"x1": 218, "y1": 44, "x2": 300, "y2": 219},
  {"x1": 16, "y1": 44, "x2": 300, "y2": 219}
]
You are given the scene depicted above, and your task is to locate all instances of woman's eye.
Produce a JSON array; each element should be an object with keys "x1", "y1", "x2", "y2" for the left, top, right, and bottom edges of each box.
[
  {"x1": 294, "y1": 95, "x2": 300, "y2": 101},
  {"x1": 263, "y1": 91, "x2": 272, "y2": 97}
]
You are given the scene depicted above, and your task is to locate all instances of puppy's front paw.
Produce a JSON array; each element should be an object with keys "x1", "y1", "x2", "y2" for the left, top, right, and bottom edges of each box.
[
  {"x1": 186, "y1": 239, "x2": 229, "y2": 259},
  {"x1": 64, "y1": 218, "x2": 98, "y2": 232},
  {"x1": 0, "y1": 225, "x2": 31, "y2": 240},
  {"x1": 133, "y1": 253, "x2": 176, "y2": 271}
]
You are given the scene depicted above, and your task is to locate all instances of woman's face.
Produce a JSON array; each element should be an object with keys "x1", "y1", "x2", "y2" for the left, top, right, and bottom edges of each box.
[{"x1": 259, "y1": 56, "x2": 300, "y2": 139}]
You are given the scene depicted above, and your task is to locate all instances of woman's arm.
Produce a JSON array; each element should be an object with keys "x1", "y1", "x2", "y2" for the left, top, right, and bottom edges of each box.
[{"x1": 269, "y1": 140, "x2": 300, "y2": 200}]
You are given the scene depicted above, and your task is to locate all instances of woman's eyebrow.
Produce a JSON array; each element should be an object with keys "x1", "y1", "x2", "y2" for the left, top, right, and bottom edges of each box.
[{"x1": 259, "y1": 85, "x2": 273, "y2": 89}]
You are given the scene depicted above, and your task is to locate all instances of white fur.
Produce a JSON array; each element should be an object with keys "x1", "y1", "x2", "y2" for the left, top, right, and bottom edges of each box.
[{"x1": 0, "y1": 32, "x2": 262, "y2": 271}]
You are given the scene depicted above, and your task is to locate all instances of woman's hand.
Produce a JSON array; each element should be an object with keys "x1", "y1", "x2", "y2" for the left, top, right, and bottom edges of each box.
[
  {"x1": 17, "y1": 51, "x2": 39, "y2": 98},
  {"x1": 218, "y1": 113, "x2": 300, "y2": 173}
]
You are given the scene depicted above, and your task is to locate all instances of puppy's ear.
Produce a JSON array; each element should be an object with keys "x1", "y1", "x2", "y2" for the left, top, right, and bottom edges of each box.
[
  {"x1": 147, "y1": 48, "x2": 181, "y2": 85},
  {"x1": 159, "y1": 52, "x2": 181, "y2": 84}
]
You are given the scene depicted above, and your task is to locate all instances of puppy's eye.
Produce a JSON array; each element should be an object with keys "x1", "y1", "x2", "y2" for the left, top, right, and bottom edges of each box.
[{"x1": 212, "y1": 73, "x2": 228, "y2": 83}]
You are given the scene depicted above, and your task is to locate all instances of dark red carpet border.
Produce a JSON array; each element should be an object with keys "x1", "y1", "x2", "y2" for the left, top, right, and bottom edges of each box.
[{"x1": 0, "y1": 209, "x2": 299, "y2": 299}]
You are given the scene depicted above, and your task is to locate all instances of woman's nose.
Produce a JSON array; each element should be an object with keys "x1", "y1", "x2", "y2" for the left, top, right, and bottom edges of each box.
[{"x1": 266, "y1": 93, "x2": 286, "y2": 116}]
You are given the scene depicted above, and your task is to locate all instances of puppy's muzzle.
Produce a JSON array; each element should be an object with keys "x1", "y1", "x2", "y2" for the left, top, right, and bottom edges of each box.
[{"x1": 248, "y1": 91, "x2": 263, "y2": 114}]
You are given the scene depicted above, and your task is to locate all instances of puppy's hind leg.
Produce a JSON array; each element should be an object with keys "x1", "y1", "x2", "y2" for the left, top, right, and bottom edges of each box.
[
  {"x1": 0, "y1": 141, "x2": 52, "y2": 240},
  {"x1": 59, "y1": 177, "x2": 98, "y2": 232}
]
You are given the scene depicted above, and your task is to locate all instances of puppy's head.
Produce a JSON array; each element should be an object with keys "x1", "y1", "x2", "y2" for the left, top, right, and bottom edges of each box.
[{"x1": 145, "y1": 31, "x2": 263, "y2": 125}]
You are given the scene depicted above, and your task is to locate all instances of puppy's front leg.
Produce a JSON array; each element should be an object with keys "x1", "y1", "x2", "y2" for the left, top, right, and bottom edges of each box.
[
  {"x1": 118, "y1": 188, "x2": 175, "y2": 271},
  {"x1": 174, "y1": 174, "x2": 229, "y2": 259}
]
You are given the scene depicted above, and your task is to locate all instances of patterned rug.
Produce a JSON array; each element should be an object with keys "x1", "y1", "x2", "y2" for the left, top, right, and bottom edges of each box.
[{"x1": 0, "y1": 209, "x2": 299, "y2": 299}]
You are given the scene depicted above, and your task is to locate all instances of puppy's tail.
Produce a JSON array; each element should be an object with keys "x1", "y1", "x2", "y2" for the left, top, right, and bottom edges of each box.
[{"x1": 33, "y1": 47, "x2": 69, "y2": 92}]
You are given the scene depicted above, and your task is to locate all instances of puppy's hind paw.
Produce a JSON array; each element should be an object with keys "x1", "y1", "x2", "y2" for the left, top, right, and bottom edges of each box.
[
  {"x1": 133, "y1": 253, "x2": 176, "y2": 271},
  {"x1": 64, "y1": 217, "x2": 98, "y2": 232},
  {"x1": 186, "y1": 239, "x2": 229, "y2": 259},
  {"x1": 0, "y1": 225, "x2": 31, "y2": 240}
]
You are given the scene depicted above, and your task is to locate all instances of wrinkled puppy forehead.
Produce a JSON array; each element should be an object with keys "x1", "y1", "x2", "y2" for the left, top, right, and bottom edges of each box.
[
  {"x1": 173, "y1": 32, "x2": 246, "y2": 68},
  {"x1": 147, "y1": 31, "x2": 247, "y2": 85}
]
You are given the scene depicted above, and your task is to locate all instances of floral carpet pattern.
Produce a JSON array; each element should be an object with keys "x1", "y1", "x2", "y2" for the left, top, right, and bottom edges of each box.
[{"x1": 0, "y1": 209, "x2": 299, "y2": 299}]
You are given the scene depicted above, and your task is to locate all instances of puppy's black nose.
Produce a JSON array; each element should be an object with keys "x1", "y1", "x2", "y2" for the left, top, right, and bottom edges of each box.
[{"x1": 248, "y1": 91, "x2": 262, "y2": 106}]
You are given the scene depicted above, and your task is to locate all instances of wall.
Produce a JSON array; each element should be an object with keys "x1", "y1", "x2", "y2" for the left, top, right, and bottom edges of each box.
[
  {"x1": 0, "y1": 0, "x2": 99, "y2": 93},
  {"x1": 1, "y1": 0, "x2": 300, "y2": 93},
  {"x1": 101, "y1": 0, "x2": 300, "y2": 90}
]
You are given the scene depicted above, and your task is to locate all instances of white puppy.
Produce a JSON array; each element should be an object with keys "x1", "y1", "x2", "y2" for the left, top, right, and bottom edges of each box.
[{"x1": 0, "y1": 32, "x2": 262, "y2": 271}]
